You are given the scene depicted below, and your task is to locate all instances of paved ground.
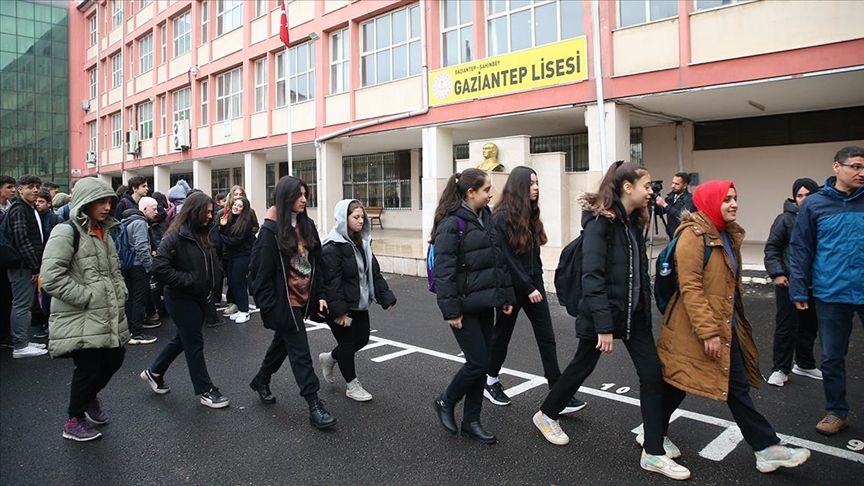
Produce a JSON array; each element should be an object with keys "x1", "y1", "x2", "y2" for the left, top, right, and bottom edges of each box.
[{"x1": 1, "y1": 275, "x2": 862, "y2": 485}]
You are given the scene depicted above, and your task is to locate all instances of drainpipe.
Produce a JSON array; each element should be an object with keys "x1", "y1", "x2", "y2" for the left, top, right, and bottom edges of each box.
[{"x1": 591, "y1": 0, "x2": 607, "y2": 173}]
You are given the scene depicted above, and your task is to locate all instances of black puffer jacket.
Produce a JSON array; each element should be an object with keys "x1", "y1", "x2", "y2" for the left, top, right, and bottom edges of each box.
[
  {"x1": 577, "y1": 197, "x2": 651, "y2": 340},
  {"x1": 493, "y1": 209, "x2": 543, "y2": 295},
  {"x1": 433, "y1": 204, "x2": 515, "y2": 320},
  {"x1": 763, "y1": 198, "x2": 798, "y2": 279},
  {"x1": 152, "y1": 225, "x2": 220, "y2": 301},
  {"x1": 219, "y1": 219, "x2": 256, "y2": 259},
  {"x1": 322, "y1": 242, "x2": 396, "y2": 317}
]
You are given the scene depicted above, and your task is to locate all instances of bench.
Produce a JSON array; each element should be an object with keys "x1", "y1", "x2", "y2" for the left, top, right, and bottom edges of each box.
[{"x1": 366, "y1": 206, "x2": 384, "y2": 229}]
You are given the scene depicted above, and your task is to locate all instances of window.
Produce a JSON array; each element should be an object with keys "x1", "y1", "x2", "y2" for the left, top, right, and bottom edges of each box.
[
  {"x1": 289, "y1": 42, "x2": 315, "y2": 103},
  {"x1": 254, "y1": 58, "x2": 267, "y2": 113},
  {"x1": 159, "y1": 95, "x2": 167, "y2": 135},
  {"x1": 330, "y1": 29, "x2": 350, "y2": 94},
  {"x1": 160, "y1": 25, "x2": 167, "y2": 64},
  {"x1": 200, "y1": 80, "x2": 209, "y2": 125},
  {"x1": 173, "y1": 11, "x2": 191, "y2": 56},
  {"x1": 88, "y1": 68, "x2": 97, "y2": 99},
  {"x1": 696, "y1": 0, "x2": 748, "y2": 10},
  {"x1": 630, "y1": 128, "x2": 643, "y2": 164},
  {"x1": 292, "y1": 160, "x2": 318, "y2": 208},
  {"x1": 216, "y1": 68, "x2": 242, "y2": 121},
  {"x1": 138, "y1": 101, "x2": 153, "y2": 140},
  {"x1": 89, "y1": 122, "x2": 97, "y2": 152},
  {"x1": 89, "y1": 15, "x2": 97, "y2": 46},
  {"x1": 201, "y1": 0, "x2": 210, "y2": 43},
  {"x1": 531, "y1": 133, "x2": 589, "y2": 172},
  {"x1": 111, "y1": 52, "x2": 122, "y2": 87},
  {"x1": 487, "y1": 0, "x2": 585, "y2": 56},
  {"x1": 255, "y1": 0, "x2": 268, "y2": 18},
  {"x1": 216, "y1": 0, "x2": 243, "y2": 36},
  {"x1": 112, "y1": 0, "x2": 123, "y2": 30},
  {"x1": 140, "y1": 0, "x2": 153, "y2": 7},
  {"x1": 360, "y1": 6, "x2": 421, "y2": 86},
  {"x1": 618, "y1": 0, "x2": 678, "y2": 28},
  {"x1": 111, "y1": 112, "x2": 122, "y2": 148},
  {"x1": 342, "y1": 151, "x2": 412, "y2": 209},
  {"x1": 139, "y1": 34, "x2": 153, "y2": 74},
  {"x1": 173, "y1": 87, "x2": 191, "y2": 122},
  {"x1": 212, "y1": 169, "x2": 231, "y2": 197},
  {"x1": 442, "y1": 0, "x2": 473, "y2": 67},
  {"x1": 232, "y1": 167, "x2": 243, "y2": 188}
]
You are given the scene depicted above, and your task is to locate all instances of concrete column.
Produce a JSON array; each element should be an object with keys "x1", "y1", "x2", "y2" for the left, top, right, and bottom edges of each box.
[
  {"x1": 244, "y1": 152, "x2": 267, "y2": 222},
  {"x1": 121, "y1": 170, "x2": 138, "y2": 185},
  {"x1": 153, "y1": 165, "x2": 170, "y2": 194},
  {"x1": 193, "y1": 159, "x2": 212, "y2": 196},
  {"x1": 421, "y1": 127, "x2": 454, "y2": 244},
  {"x1": 316, "y1": 141, "x2": 343, "y2": 234},
  {"x1": 585, "y1": 102, "x2": 632, "y2": 173},
  {"x1": 96, "y1": 173, "x2": 112, "y2": 186},
  {"x1": 532, "y1": 152, "x2": 569, "y2": 246}
]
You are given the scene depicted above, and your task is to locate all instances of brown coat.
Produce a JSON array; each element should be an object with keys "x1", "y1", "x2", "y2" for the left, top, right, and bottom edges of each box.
[{"x1": 656, "y1": 211, "x2": 761, "y2": 401}]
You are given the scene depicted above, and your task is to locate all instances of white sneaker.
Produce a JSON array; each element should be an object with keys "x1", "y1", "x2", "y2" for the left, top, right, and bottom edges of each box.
[
  {"x1": 792, "y1": 365, "x2": 823, "y2": 381},
  {"x1": 346, "y1": 379, "x2": 373, "y2": 402},
  {"x1": 767, "y1": 370, "x2": 788, "y2": 387},
  {"x1": 233, "y1": 312, "x2": 250, "y2": 324},
  {"x1": 755, "y1": 444, "x2": 811, "y2": 473},
  {"x1": 640, "y1": 450, "x2": 691, "y2": 480},
  {"x1": 222, "y1": 304, "x2": 238, "y2": 316},
  {"x1": 319, "y1": 352, "x2": 337, "y2": 384},
  {"x1": 30, "y1": 342, "x2": 47, "y2": 349},
  {"x1": 533, "y1": 410, "x2": 569, "y2": 445},
  {"x1": 636, "y1": 432, "x2": 681, "y2": 459},
  {"x1": 13, "y1": 344, "x2": 48, "y2": 358}
]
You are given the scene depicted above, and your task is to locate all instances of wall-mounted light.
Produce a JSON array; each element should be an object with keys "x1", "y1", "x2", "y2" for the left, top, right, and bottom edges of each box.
[
  {"x1": 309, "y1": 32, "x2": 319, "y2": 42},
  {"x1": 747, "y1": 100, "x2": 766, "y2": 112},
  {"x1": 188, "y1": 66, "x2": 200, "y2": 80}
]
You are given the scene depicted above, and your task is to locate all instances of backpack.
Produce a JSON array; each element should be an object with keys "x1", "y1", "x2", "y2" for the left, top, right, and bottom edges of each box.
[
  {"x1": 114, "y1": 219, "x2": 136, "y2": 272},
  {"x1": 426, "y1": 216, "x2": 466, "y2": 293},
  {"x1": 0, "y1": 210, "x2": 22, "y2": 269},
  {"x1": 554, "y1": 233, "x2": 585, "y2": 318},
  {"x1": 654, "y1": 232, "x2": 710, "y2": 315}
]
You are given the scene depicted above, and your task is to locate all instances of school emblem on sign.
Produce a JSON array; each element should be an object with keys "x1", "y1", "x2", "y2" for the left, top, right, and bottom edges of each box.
[{"x1": 431, "y1": 72, "x2": 453, "y2": 101}]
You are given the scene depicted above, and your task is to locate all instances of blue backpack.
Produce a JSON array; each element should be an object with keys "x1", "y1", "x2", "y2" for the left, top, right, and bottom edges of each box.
[
  {"x1": 426, "y1": 216, "x2": 466, "y2": 293},
  {"x1": 113, "y1": 219, "x2": 136, "y2": 272},
  {"x1": 654, "y1": 232, "x2": 710, "y2": 315}
]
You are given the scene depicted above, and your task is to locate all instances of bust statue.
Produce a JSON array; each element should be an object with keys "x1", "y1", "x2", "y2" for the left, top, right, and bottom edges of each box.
[{"x1": 477, "y1": 142, "x2": 504, "y2": 172}]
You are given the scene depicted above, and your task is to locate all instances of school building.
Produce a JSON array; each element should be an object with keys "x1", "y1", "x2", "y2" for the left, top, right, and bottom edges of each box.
[{"x1": 68, "y1": 0, "x2": 864, "y2": 276}]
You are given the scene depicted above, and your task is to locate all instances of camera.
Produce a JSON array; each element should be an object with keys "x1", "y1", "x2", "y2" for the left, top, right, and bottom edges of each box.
[{"x1": 651, "y1": 180, "x2": 664, "y2": 196}]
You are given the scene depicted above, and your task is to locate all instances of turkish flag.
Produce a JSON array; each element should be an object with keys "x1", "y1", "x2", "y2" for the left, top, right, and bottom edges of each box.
[{"x1": 279, "y1": 0, "x2": 289, "y2": 47}]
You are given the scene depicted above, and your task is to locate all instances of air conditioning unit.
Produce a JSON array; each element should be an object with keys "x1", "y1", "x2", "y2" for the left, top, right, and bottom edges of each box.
[
  {"x1": 81, "y1": 99, "x2": 91, "y2": 111},
  {"x1": 85, "y1": 151, "x2": 97, "y2": 165},
  {"x1": 172, "y1": 119, "x2": 191, "y2": 151},
  {"x1": 126, "y1": 130, "x2": 140, "y2": 154}
]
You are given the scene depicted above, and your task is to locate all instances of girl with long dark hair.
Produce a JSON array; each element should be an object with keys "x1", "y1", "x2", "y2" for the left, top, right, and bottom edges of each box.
[
  {"x1": 218, "y1": 185, "x2": 259, "y2": 317},
  {"x1": 532, "y1": 161, "x2": 689, "y2": 480},
  {"x1": 219, "y1": 196, "x2": 256, "y2": 324},
  {"x1": 483, "y1": 166, "x2": 586, "y2": 413},
  {"x1": 141, "y1": 192, "x2": 229, "y2": 409},
  {"x1": 248, "y1": 176, "x2": 336, "y2": 430},
  {"x1": 431, "y1": 168, "x2": 515, "y2": 445},
  {"x1": 319, "y1": 199, "x2": 397, "y2": 402}
]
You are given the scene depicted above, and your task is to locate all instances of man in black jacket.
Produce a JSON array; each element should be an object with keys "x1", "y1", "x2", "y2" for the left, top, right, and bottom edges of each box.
[
  {"x1": 114, "y1": 176, "x2": 149, "y2": 221},
  {"x1": 655, "y1": 172, "x2": 696, "y2": 238},
  {"x1": 0, "y1": 174, "x2": 16, "y2": 349},
  {"x1": 5, "y1": 175, "x2": 48, "y2": 358}
]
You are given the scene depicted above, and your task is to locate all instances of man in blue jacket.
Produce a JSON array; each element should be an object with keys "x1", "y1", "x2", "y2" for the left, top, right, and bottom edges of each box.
[{"x1": 790, "y1": 145, "x2": 864, "y2": 437}]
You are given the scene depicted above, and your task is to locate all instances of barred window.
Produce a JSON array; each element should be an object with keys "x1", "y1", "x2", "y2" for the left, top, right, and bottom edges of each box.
[
  {"x1": 212, "y1": 169, "x2": 230, "y2": 198},
  {"x1": 530, "y1": 133, "x2": 588, "y2": 172},
  {"x1": 292, "y1": 159, "x2": 318, "y2": 208},
  {"x1": 343, "y1": 151, "x2": 412, "y2": 209}
]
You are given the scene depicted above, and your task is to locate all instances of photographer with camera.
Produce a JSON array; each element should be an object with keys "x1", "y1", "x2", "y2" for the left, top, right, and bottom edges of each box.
[{"x1": 655, "y1": 173, "x2": 696, "y2": 238}]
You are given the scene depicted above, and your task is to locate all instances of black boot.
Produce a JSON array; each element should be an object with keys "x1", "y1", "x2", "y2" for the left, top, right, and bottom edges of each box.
[
  {"x1": 249, "y1": 375, "x2": 276, "y2": 404},
  {"x1": 434, "y1": 395, "x2": 458, "y2": 435},
  {"x1": 308, "y1": 399, "x2": 337, "y2": 429},
  {"x1": 461, "y1": 421, "x2": 497, "y2": 444}
]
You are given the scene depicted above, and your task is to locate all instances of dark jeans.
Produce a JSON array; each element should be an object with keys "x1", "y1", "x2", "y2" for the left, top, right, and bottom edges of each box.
[
  {"x1": 444, "y1": 309, "x2": 494, "y2": 424},
  {"x1": 0, "y1": 268, "x2": 11, "y2": 341},
  {"x1": 540, "y1": 318, "x2": 667, "y2": 457},
  {"x1": 227, "y1": 254, "x2": 251, "y2": 313},
  {"x1": 256, "y1": 306, "x2": 321, "y2": 400},
  {"x1": 327, "y1": 310, "x2": 371, "y2": 383},
  {"x1": 662, "y1": 330, "x2": 779, "y2": 451},
  {"x1": 814, "y1": 300, "x2": 864, "y2": 419},
  {"x1": 489, "y1": 279, "x2": 560, "y2": 387},
  {"x1": 123, "y1": 265, "x2": 149, "y2": 335},
  {"x1": 150, "y1": 290, "x2": 214, "y2": 395},
  {"x1": 771, "y1": 285, "x2": 818, "y2": 373},
  {"x1": 68, "y1": 347, "x2": 126, "y2": 419}
]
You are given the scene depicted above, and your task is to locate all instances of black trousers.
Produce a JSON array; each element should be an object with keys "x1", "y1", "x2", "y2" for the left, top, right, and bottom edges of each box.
[
  {"x1": 540, "y1": 317, "x2": 667, "y2": 457},
  {"x1": 663, "y1": 330, "x2": 779, "y2": 451},
  {"x1": 150, "y1": 291, "x2": 214, "y2": 395},
  {"x1": 256, "y1": 306, "x2": 321, "y2": 400},
  {"x1": 68, "y1": 347, "x2": 125, "y2": 419},
  {"x1": 444, "y1": 309, "x2": 494, "y2": 424},
  {"x1": 0, "y1": 268, "x2": 10, "y2": 341},
  {"x1": 123, "y1": 265, "x2": 149, "y2": 334},
  {"x1": 771, "y1": 285, "x2": 818, "y2": 373},
  {"x1": 327, "y1": 310, "x2": 371, "y2": 383},
  {"x1": 488, "y1": 278, "x2": 560, "y2": 387},
  {"x1": 226, "y1": 255, "x2": 251, "y2": 313}
]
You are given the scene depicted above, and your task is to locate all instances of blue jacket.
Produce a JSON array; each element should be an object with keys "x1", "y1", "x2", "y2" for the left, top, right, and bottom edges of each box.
[{"x1": 789, "y1": 176, "x2": 864, "y2": 304}]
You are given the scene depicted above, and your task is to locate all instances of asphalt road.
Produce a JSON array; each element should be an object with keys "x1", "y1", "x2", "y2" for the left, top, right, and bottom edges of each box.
[{"x1": 1, "y1": 275, "x2": 862, "y2": 485}]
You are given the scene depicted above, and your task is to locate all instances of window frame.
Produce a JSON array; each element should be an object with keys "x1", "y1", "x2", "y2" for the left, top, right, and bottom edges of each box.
[
  {"x1": 160, "y1": 24, "x2": 167, "y2": 64},
  {"x1": 88, "y1": 68, "x2": 97, "y2": 99},
  {"x1": 441, "y1": 0, "x2": 474, "y2": 67},
  {"x1": 360, "y1": 5, "x2": 421, "y2": 87},
  {"x1": 617, "y1": 0, "x2": 679, "y2": 28},
  {"x1": 329, "y1": 28, "x2": 350, "y2": 94},
  {"x1": 89, "y1": 15, "x2": 98, "y2": 46},
  {"x1": 138, "y1": 101, "x2": 153, "y2": 140},
  {"x1": 173, "y1": 11, "x2": 192, "y2": 57},
  {"x1": 486, "y1": 0, "x2": 583, "y2": 56},
  {"x1": 111, "y1": 52, "x2": 122, "y2": 88},
  {"x1": 201, "y1": 0, "x2": 210, "y2": 43},
  {"x1": 111, "y1": 112, "x2": 122, "y2": 148},
  {"x1": 139, "y1": 33, "x2": 153, "y2": 75},
  {"x1": 288, "y1": 42, "x2": 315, "y2": 104},
  {"x1": 216, "y1": 67, "x2": 243, "y2": 122},
  {"x1": 112, "y1": 0, "x2": 123, "y2": 30},
  {"x1": 216, "y1": 0, "x2": 243, "y2": 37},
  {"x1": 159, "y1": 94, "x2": 167, "y2": 135},
  {"x1": 89, "y1": 121, "x2": 97, "y2": 152},
  {"x1": 695, "y1": 0, "x2": 750, "y2": 11},
  {"x1": 200, "y1": 80, "x2": 209, "y2": 125},
  {"x1": 173, "y1": 86, "x2": 191, "y2": 123},
  {"x1": 254, "y1": 0, "x2": 269, "y2": 18},
  {"x1": 254, "y1": 58, "x2": 268, "y2": 113}
]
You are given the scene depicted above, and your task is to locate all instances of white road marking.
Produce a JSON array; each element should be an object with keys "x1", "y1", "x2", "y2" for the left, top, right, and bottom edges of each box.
[
  {"x1": 700, "y1": 426, "x2": 744, "y2": 461},
  {"x1": 357, "y1": 341, "x2": 392, "y2": 352},
  {"x1": 371, "y1": 349, "x2": 416, "y2": 363}
]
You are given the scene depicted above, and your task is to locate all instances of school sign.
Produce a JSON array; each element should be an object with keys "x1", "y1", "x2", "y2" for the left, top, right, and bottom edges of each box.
[{"x1": 428, "y1": 37, "x2": 588, "y2": 107}]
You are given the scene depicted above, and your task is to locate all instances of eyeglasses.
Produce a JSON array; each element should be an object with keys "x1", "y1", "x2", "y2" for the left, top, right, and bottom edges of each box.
[{"x1": 838, "y1": 161, "x2": 864, "y2": 172}]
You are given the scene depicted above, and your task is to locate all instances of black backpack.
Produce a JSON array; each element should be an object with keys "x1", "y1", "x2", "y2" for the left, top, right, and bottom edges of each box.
[
  {"x1": 554, "y1": 233, "x2": 584, "y2": 317},
  {"x1": 0, "y1": 210, "x2": 21, "y2": 269}
]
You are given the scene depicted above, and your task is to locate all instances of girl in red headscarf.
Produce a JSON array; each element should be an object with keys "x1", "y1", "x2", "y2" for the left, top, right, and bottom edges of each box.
[{"x1": 656, "y1": 180, "x2": 810, "y2": 474}]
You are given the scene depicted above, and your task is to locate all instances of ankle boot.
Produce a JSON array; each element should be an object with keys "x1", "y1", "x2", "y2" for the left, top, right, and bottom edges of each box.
[
  {"x1": 249, "y1": 375, "x2": 276, "y2": 404},
  {"x1": 308, "y1": 399, "x2": 337, "y2": 429},
  {"x1": 461, "y1": 421, "x2": 497, "y2": 444},
  {"x1": 434, "y1": 395, "x2": 458, "y2": 435}
]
